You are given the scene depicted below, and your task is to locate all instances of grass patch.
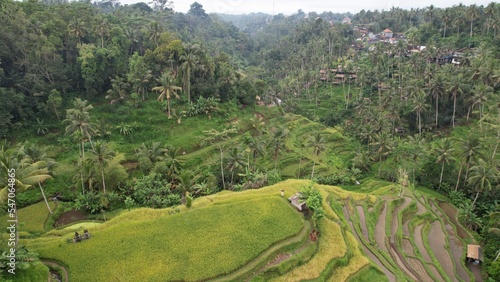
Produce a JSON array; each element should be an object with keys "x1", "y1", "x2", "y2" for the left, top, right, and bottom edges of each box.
[
  {"x1": 3, "y1": 261, "x2": 49, "y2": 282},
  {"x1": 26, "y1": 196, "x2": 303, "y2": 281},
  {"x1": 0, "y1": 201, "x2": 55, "y2": 235},
  {"x1": 346, "y1": 265, "x2": 388, "y2": 282}
]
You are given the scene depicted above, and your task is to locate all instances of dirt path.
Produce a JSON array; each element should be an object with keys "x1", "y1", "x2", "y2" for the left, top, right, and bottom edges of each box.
[
  {"x1": 344, "y1": 206, "x2": 396, "y2": 282},
  {"x1": 428, "y1": 221, "x2": 458, "y2": 282},
  {"x1": 375, "y1": 202, "x2": 388, "y2": 252},
  {"x1": 42, "y1": 260, "x2": 69, "y2": 282},
  {"x1": 356, "y1": 206, "x2": 369, "y2": 241}
]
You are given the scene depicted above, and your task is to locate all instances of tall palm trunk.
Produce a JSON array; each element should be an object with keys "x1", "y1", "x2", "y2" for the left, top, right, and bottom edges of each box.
[
  {"x1": 439, "y1": 161, "x2": 445, "y2": 184},
  {"x1": 452, "y1": 93, "x2": 457, "y2": 128},
  {"x1": 455, "y1": 163, "x2": 463, "y2": 191},
  {"x1": 220, "y1": 147, "x2": 225, "y2": 190},
  {"x1": 101, "y1": 166, "x2": 106, "y2": 194},
  {"x1": 471, "y1": 191, "x2": 480, "y2": 208},
  {"x1": 39, "y1": 182, "x2": 52, "y2": 213}
]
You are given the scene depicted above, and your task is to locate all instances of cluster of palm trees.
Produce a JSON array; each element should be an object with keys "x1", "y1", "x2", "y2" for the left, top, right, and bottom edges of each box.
[{"x1": 64, "y1": 98, "x2": 117, "y2": 194}]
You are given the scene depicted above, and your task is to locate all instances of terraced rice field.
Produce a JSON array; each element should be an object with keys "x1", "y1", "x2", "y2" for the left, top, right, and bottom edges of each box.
[
  {"x1": 12, "y1": 180, "x2": 476, "y2": 282},
  {"x1": 340, "y1": 182, "x2": 474, "y2": 282}
]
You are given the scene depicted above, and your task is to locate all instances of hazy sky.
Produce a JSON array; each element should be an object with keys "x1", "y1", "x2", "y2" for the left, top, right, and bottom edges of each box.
[{"x1": 124, "y1": 0, "x2": 494, "y2": 14}]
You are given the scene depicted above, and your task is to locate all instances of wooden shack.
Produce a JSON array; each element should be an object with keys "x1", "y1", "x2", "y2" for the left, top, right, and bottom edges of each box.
[
  {"x1": 288, "y1": 193, "x2": 307, "y2": 211},
  {"x1": 466, "y1": 245, "x2": 483, "y2": 263}
]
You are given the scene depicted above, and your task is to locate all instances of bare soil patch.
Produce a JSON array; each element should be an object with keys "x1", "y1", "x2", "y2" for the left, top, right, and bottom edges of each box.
[
  {"x1": 54, "y1": 209, "x2": 87, "y2": 227},
  {"x1": 389, "y1": 244, "x2": 418, "y2": 280},
  {"x1": 432, "y1": 202, "x2": 470, "y2": 281},
  {"x1": 428, "y1": 221, "x2": 458, "y2": 282},
  {"x1": 356, "y1": 206, "x2": 369, "y2": 241},
  {"x1": 120, "y1": 161, "x2": 139, "y2": 170},
  {"x1": 438, "y1": 201, "x2": 469, "y2": 239},
  {"x1": 406, "y1": 257, "x2": 434, "y2": 282},
  {"x1": 390, "y1": 197, "x2": 412, "y2": 243},
  {"x1": 427, "y1": 263, "x2": 445, "y2": 281},
  {"x1": 374, "y1": 202, "x2": 388, "y2": 252},
  {"x1": 402, "y1": 239, "x2": 415, "y2": 256},
  {"x1": 414, "y1": 224, "x2": 432, "y2": 263},
  {"x1": 467, "y1": 262, "x2": 483, "y2": 282},
  {"x1": 343, "y1": 206, "x2": 396, "y2": 282}
]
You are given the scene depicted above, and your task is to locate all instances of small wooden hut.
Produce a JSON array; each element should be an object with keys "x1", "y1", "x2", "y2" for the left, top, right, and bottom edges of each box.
[
  {"x1": 466, "y1": 245, "x2": 483, "y2": 264},
  {"x1": 288, "y1": 193, "x2": 307, "y2": 211}
]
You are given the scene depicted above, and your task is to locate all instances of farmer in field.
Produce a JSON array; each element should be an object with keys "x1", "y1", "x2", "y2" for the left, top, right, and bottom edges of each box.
[{"x1": 74, "y1": 232, "x2": 80, "y2": 242}]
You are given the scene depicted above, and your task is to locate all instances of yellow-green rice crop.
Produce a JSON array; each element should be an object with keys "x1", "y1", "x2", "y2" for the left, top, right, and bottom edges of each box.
[
  {"x1": 329, "y1": 232, "x2": 370, "y2": 281},
  {"x1": 273, "y1": 218, "x2": 347, "y2": 281},
  {"x1": 27, "y1": 196, "x2": 303, "y2": 282}
]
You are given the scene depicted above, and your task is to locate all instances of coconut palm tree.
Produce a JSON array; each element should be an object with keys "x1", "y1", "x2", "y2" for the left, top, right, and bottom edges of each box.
[
  {"x1": 89, "y1": 141, "x2": 115, "y2": 194},
  {"x1": 268, "y1": 127, "x2": 289, "y2": 170},
  {"x1": 0, "y1": 146, "x2": 52, "y2": 246},
  {"x1": 94, "y1": 16, "x2": 109, "y2": 48},
  {"x1": 455, "y1": 135, "x2": 483, "y2": 191},
  {"x1": 471, "y1": 84, "x2": 494, "y2": 120},
  {"x1": 411, "y1": 89, "x2": 430, "y2": 135},
  {"x1": 429, "y1": 73, "x2": 446, "y2": 127},
  {"x1": 18, "y1": 142, "x2": 56, "y2": 213},
  {"x1": 68, "y1": 17, "x2": 86, "y2": 44},
  {"x1": 180, "y1": 51, "x2": 200, "y2": 103},
  {"x1": 371, "y1": 131, "x2": 394, "y2": 177},
  {"x1": 446, "y1": 73, "x2": 468, "y2": 128},
  {"x1": 433, "y1": 138, "x2": 455, "y2": 185},
  {"x1": 466, "y1": 5, "x2": 479, "y2": 37},
  {"x1": 468, "y1": 159, "x2": 498, "y2": 208},
  {"x1": 152, "y1": 72, "x2": 182, "y2": 118},
  {"x1": 134, "y1": 142, "x2": 167, "y2": 170},
  {"x1": 225, "y1": 147, "x2": 247, "y2": 186},
  {"x1": 64, "y1": 98, "x2": 96, "y2": 159},
  {"x1": 176, "y1": 169, "x2": 201, "y2": 204},
  {"x1": 165, "y1": 146, "x2": 183, "y2": 178},
  {"x1": 307, "y1": 133, "x2": 326, "y2": 179}
]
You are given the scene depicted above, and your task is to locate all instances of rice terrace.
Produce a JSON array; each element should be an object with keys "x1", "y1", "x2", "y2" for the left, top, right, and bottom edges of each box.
[
  {"x1": 0, "y1": 0, "x2": 499, "y2": 281},
  {"x1": 1, "y1": 179, "x2": 479, "y2": 281}
]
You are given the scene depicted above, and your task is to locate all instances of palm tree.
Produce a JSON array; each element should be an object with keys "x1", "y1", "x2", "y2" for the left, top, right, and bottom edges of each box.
[
  {"x1": 243, "y1": 136, "x2": 264, "y2": 171},
  {"x1": 68, "y1": 17, "x2": 85, "y2": 44},
  {"x1": 180, "y1": 51, "x2": 200, "y2": 103},
  {"x1": 94, "y1": 16, "x2": 109, "y2": 48},
  {"x1": 471, "y1": 84, "x2": 493, "y2": 120},
  {"x1": 371, "y1": 131, "x2": 394, "y2": 176},
  {"x1": 411, "y1": 89, "x2": 430, "y2": 135},
  {"x1": 106, "y1": 76, "x2": 129, "y2": 104},
  {"x1": 467, "y1": 159, "x2": 498, "y2": 208},
  {"x1": 466, "y1": 5, "x2": 479, "y2": 37},
  {"x1": 19, "y1": 142, "x2": 56, "y2": 213},
  {"x1": 307, "y1": 133, "x2": 326, "y2": 179},
  {"x1": 152, "y1": 72, "x2": 182, "y2": 118},
  {"x1": 176, "y1": 169, "x2": 200, "y2": 204},
  {"x1": 134, "y1": 142, "x2": 167, "y2": 170},
  {"x1": 484, "y1": 3, "x2": 497, "y2": 36},
  {"x1": 433, "y1": 138, "x2": 455, "y2": 185},
  {"x1": 268, "y1": 127, "x2": 289, "y2": 170},
  {"x1": 455, "y1": 135, "x2": 482, "y2": 191},
  {"x1": 429, "y1": 73, "x2": 446, "y2": 127},
  {"x1": 165, "y1": 146, "x2": 183, "y2": 178},
  {"x1": 225, "y1": 147, "x2": 247, "y2": 186},
  {"x1": 149, "y1": 21, "x2": 162, "y2": 47},
  {"x1": 89, "y1": 141, "x2": 115, "y2": 194},
  {"x1": 64, "y1": 98, "x2": 96, "y2": 159},
  {"x1": 447, "y1": 73, "x2": 468, "y2": 128}
]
